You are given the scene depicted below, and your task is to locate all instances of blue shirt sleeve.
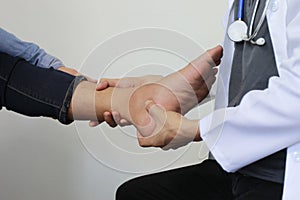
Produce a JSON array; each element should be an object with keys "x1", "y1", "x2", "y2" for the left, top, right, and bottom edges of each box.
[{"x1": 0, "y1": 27, "x2": 64, "y2": 69}]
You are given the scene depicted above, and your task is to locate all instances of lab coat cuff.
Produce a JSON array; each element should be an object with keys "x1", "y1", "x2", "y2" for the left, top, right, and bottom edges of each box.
[{"x1": 200, "y1": 109, "x2": 237, "y2": 172}]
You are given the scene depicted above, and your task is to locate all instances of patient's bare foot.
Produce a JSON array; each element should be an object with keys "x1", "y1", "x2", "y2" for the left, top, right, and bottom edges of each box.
[
  {"x1": 152, "y1": 45, "x2": 223, "y2": 114},
  {"x1": 127, "y1": 46, "x2": 223, "y2": 136}
]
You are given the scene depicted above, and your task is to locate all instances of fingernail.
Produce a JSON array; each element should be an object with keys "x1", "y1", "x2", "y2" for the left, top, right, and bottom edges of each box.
[{"x1": 145, "y1": 100, "x2": 153, "y2": 106}]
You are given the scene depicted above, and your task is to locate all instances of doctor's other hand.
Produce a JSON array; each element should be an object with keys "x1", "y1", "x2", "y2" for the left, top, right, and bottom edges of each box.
[
  {"x1": 96, "y1": 75, "x2": 163, "y2": 90},
  {"x1": 137, "y1": 101, "x2": 201, "y2": 150}
]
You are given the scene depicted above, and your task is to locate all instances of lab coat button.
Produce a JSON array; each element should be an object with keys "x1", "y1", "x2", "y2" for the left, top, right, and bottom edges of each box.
[
  {"x1": 293, "y1": 152, "x2": 300, "y2": 163},
  {"x1": 270, "y1": 0, "x2": 279, "y2": 12}
]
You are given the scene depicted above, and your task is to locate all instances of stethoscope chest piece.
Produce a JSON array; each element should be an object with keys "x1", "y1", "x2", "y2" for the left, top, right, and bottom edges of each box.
[
  {"x1": 227, "y1": 20, "x2": 248, "y2": 42},
  {"x1": 227, "y1": 0, "x2": 271, "y2": 46}
]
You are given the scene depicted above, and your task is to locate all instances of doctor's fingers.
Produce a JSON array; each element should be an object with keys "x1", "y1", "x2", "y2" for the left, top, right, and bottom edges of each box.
[
  {"x1": 89, "y1": 120, "x2": 100, "y2": 127},
  {"x1": 137, "y1": 101, "x2": 171, "y2": 148},
  {"x1": 96, "y1": 77, "x2": 143, "y2": 91},
  {"x1": 96, "y1": 78, "x2": 120, "y2": 91},
  {"x1": 162, "y1": 129, "x2": 197, "y2": 150},
  {"x1": 146, "y1": 100, "x2": 167, "y2": 123},
  {"x1": 137, "y1": 131, "x2": 163, "y2": 148},
  {"x1": 88, "y1": 112, "x2": 116, "y2": 128},
  {"x1": 100, "y1": 111, "x2": 131, "y2": 128},
  {"x1": 103, "y1": 112, "x2": 118, "y2": 127},
  {"x1": 111, "y1": 111, "x2": 131, "y2": 127},
  {"x1": 90, "y1": 114, "x2": 129, "y2": 128},
  {"x1": 137, "y1": 124, "x2": 183, "y2": 149},
  {"x1": 137, "y1": 133, "x2": 168, "y2": 148}
]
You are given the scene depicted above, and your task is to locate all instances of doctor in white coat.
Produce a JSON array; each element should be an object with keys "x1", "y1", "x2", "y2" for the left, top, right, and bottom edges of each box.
[
  {"x1": 201, "y1": 0, "x2": 300, "y2": 199},
  {"x1": 115, "y1": 0, "x2": 300, "y2": 199}
]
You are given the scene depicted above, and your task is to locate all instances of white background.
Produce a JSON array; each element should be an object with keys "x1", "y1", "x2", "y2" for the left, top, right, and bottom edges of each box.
[{"x1": 0, "y1": 1, "x2": 227, "y2": 199}]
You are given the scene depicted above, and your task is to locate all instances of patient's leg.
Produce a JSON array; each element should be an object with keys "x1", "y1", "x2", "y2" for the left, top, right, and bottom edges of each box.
[
  {"x1": 0, "y1": 52, "x2": 120, "y2": 125},
  {"x1": 0, "y1": 52, "x2": 86, "y2": 124},
  {"x1": 110, "y1": 46, "x2": 223, "y2": 136},
  {"x1": 62, "y1": 45, "x2": 222, "y2": 134},
  {"x1": 156, "y1": 45, "x2": 222, "y2": 114}
]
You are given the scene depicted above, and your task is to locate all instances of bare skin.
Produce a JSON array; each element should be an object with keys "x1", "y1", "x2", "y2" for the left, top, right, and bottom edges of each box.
[
  {"x1": 109, "y1": 45, "x2": 223, "y2": 136},
  {"x1": 66, "y1": 45, "x2": 222, "y2": 140},
  {"x1": 67, "y1": 81, "x2": 114, "y2": 122},
  {"x1": 139, "y1": 100, "x2": 201, "y2": 150}
]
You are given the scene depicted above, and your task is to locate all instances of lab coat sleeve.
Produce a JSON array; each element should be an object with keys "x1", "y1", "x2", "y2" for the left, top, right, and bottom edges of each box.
[
  {"x1": 0, "y1": 27, "x2": 64, "y2": 69},
  {"x1": 200, "y1": 1, "x2": 300, "y2": 173}
]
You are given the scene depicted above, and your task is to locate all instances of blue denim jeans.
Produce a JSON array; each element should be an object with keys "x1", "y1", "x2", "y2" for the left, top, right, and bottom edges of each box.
[{"x1": 0, "y1": 52, "x2": 85, "y2": 124}]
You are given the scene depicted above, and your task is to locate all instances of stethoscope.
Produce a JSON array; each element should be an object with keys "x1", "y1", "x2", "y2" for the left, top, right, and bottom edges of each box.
[{"x1": 227, "y1": 0, "x2": 271, "y2": 46}]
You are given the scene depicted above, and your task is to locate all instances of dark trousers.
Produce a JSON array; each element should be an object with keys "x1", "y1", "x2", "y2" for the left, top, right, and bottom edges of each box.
[
  {"x1": 0, "y1": 52, "x2": 85, "y2": 124},
  {"x1": 116, "y1": 160, "x2": 283, "y2": 200}
]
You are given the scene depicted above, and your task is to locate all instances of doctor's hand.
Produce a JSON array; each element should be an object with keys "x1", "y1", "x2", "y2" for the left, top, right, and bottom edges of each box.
[
  {"x1": 96, "y1": 75, "x2": 163, "y2": 90},
  {"x1": 109, "y1": 79, "x2": 201, "y2": 137},
  {"x1": 136, "y1": 101, "x2": 201, "y2": 150}
]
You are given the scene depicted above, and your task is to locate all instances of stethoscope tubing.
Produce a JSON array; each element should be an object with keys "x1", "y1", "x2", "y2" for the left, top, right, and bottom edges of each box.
[
  {"x1": 236, "y1": 0, "x2": 271, "y2": 42},
  {"x1": 238, "y1": 0, "x2": 245, "y2": 20}
]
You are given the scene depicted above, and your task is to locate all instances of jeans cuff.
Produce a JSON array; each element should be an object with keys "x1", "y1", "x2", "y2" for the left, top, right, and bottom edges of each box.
[{"x1": 58, "y1": 75, "x2": 87, "y2": 125}]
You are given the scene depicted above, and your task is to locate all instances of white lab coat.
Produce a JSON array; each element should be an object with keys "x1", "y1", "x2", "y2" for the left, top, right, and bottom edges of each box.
[{"x1": 200, "y1": 0, "x2": 300, "y2": 199}]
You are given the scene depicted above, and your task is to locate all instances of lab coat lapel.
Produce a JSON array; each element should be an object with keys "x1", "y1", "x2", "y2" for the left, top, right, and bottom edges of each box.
[
  {"x1": 266, "y1": 0, "x2": 288, "y2": 71},
  {"x1": 215, "y1": 0, "x2": 235, "y2": 109}
]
